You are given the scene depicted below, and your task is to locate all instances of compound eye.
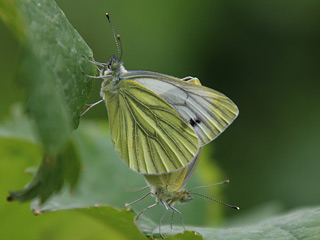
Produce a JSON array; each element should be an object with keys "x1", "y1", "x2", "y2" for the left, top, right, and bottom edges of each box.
[{"x1": 111, "y1": 61, "x2": 120, "y2": 71}]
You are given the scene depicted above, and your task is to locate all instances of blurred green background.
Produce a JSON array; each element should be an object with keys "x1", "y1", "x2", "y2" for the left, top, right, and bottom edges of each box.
[{"x1": 1, "y1": 0, "x2": 320, "y2": 237}]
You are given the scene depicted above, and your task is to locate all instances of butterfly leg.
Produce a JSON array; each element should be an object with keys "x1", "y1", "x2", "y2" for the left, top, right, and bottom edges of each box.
[
  {"x1": 170, "y1": 211, "x2": 174, "y2": 229},
  {"x1": 82, "y1": 55, "x2": 107, "y2": 67},
  {"x1": 159, "y1": 200, "x2": 169, "y2": 239},
  {"x1": 80, "y1": 99, "x2": 104, "y2": 117},
  {"x1": 135, "y1": 201, "x2": 159, "y2": 221},
  {"x1": 124, "y1": 192, "x2": 151, "y2": 207},
  {"x1": 82, "y1": 72, "x2": 105, "y2": 79},
  {"x1": 169, "y1": 204, "x2": 186, "y2": 231}
]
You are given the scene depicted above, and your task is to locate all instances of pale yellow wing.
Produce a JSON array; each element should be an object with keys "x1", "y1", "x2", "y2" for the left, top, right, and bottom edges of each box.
[{"x1": 102, "y1": 80, "x2": 199, "y2": 174}]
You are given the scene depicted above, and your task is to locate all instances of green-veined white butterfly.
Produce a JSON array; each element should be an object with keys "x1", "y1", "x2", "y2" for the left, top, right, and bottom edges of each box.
[
  {"x1": 123, "y1": 76, "x2": 239, "y2": 238},
  {"x1": 83, "y1": 13, "x2": 239, "y2": 175}
]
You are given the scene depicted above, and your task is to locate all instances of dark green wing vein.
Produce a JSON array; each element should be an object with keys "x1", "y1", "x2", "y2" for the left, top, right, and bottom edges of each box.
[
  {"x1": 121, "y1": 92, "x2": 171, "y2": 173},
  {"x1": 133, "y1": 116, "x2": 141, "y2": 172},
  {"x1": 123, "y1": 88, "x2": 197, "y2": 172},
  {"x1": 104, "y1": 80, "x2": 199, "y2": 174},
  {"x1": 146, "y1": 135, "x2": 159, "y2": 173},
  {"x1": 187, "y1": 95, "x2": 229, "y2": 129},
  {"x1": 124, "y1": 87, "x2": 198, "y2": 159},
  {"x1": 183, "y1": 92, "x2": 237, "y2": 145},
  {"x1": 194, "y1": 93, "x2": 237, "y2": 120},
  {"x1": 119, "y1": 91, "x2": 144, "y2": 172},
  {"x1": 155, "y1": 114, "x2": 198, "y2": 157},
  {"x1": 121, "y1": 89, "x2": 160, "y2": 172}
]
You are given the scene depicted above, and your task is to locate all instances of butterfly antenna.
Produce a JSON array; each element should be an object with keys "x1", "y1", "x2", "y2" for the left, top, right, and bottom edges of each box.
[
  {"x1": 189, "y1": 179, "x2": 230, "y2": 192},
  {"x1": 105, "y1": 13, "x2": 121, "y2": 60},
  {"x1": 190, "y1": 192, "x2": 240, "y2": 210},
  {"x1": 117, "y1": 34, "x2": 123, "y2": 60}
]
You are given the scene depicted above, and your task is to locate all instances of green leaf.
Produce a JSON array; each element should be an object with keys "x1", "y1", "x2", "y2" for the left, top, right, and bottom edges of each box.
[
  {"x1": 49, "y1": 206, "x2": 319, "y2": 239},
  {"x1": 78, "y1": 207, "x2": 147, "y2": 240},
  {"x1": 0, "y1": 0, "x2": 24, "y2": 41},
  {"x1": 0, "y1": 105, "x2": 37, "y2": 143},
  {"x1": 157, "y1": 207, "x2": 320, "y2": 239},
  {"x1": 162, "y1": 231, "x2": 203, "y2": 240},
  {"x1": 2, "y1": 112, "x2": 320, "y2": 239},
  {"x1": 0, "y1": 0, "x2": 96, "y2": 203},
  {"x1": 0, "y1": 0, "x2": 96, "y2": 154},
  {"x1": 9, "y1": 138, "x2": 81, "y2": 204}
]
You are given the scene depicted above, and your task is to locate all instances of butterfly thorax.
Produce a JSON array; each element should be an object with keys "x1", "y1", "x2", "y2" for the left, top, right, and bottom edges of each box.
[{"x1": 100, "y1": 56, "x2": 127, "y2": 96}]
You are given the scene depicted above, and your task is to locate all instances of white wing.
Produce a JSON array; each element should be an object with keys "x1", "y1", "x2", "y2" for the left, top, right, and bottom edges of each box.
[{"x1": 122, "y1": 71, "x2": 239, "y2": 146}]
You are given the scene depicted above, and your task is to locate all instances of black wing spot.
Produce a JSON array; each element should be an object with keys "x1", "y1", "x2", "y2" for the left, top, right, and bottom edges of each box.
[
  {"x1": 189, "y1": 118, "x2": 201, "y2": 127},
  {"x1": 182, "y1": 77, "x2": 193, "y2": 82}
]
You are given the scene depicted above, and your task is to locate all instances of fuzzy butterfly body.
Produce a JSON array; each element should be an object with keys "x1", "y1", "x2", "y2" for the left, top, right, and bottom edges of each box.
[{"x1": 97, "y1": 56, "x2": 238, "y2": 175}]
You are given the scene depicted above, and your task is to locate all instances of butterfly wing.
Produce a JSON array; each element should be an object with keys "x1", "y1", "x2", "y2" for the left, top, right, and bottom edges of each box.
[
  {"x1": 178, "y1": 147, "x2": 203, "y2": 191},
  {"x1": 124, "y1": 71, "x2": 239, "y2": 146},
  {"x1": 144, "y1": 166, "x2": 188, "y2": 192},
  {"x1": 144, "y1": 148, "x2": 202, "y2": 192},
  {"x1": 101, "y1": 79, "x2": 199, "y2": 174}
]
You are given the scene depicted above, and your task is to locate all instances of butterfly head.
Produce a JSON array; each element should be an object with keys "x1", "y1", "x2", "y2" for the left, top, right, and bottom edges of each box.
[
  {"x1": 178, "y1": 189, "x2": 193, "y2": 203},
  {"x1": 107, "y1": 55, "x2": 121, "y2": 71},
  {"x1": 102, "y1": 55, "x2": 127, "y2": 78}
]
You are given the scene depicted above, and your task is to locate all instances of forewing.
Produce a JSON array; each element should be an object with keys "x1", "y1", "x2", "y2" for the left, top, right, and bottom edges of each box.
[
  {"x1": 127, "y1": 71, "x2": 239, "y2": 146},
  {"x1": 103, "y1": 80, "x2": 199, "y2": 174}
]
